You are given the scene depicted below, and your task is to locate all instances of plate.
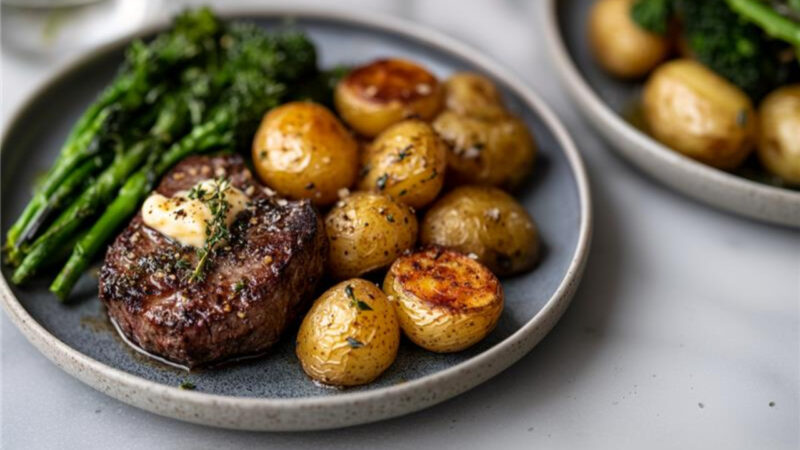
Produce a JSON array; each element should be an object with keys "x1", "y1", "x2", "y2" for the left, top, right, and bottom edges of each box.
[
  {"x1": 0, "y1": 8, "x2": 591, "y2": 431},
  {"x1": 542, "y1": 0, "x2": 800, "y2": 227}
]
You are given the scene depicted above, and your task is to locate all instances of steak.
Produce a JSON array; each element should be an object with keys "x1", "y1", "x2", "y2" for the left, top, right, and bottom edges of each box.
[{"x1": 99, "y1": 154, "x2": 327, "y2": 368}]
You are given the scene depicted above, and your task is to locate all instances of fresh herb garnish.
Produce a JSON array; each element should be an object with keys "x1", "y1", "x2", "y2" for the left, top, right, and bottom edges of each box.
[
  {"x1": 376, "y1": 173, "x2": 388, "y2": 190},
  {"x1": 396, "y1": 145, "x2": 412, "y2": 161},
  {"x1": 179, "y1": 380, "x2": 196, "y2": 390},
  {"x1": 386, "y1": 214, "x2": 395, "y2": 223},
  {"x1": 189, "y1": 178, "x2": 232, "y2": 282},
  {"x1": 346, "y1": 337, "x2": 365, "y2": 348},
  {"x1": 234, "y1": 280, "x2": 245, "y2": 292},
  {"x1": 398, "y1": 189, "x2": 407, "y2": 196},
  {"x1": 345, "y1": 284, "x2": 373, "y2": 311},
  {"x1": 424, "y1": 168, "x2": 438, "y2": 181}
]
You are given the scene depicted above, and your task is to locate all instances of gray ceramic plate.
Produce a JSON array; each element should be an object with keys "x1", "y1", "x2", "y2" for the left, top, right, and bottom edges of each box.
[
  {"x1": 542, "y1": 0, "x2": 800, "y2": 227},
  {"x1": 0, "y1": 8, "x2": 591, "y2": 431}
]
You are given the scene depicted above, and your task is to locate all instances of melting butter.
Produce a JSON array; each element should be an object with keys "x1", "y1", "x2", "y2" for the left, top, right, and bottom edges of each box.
[{"x1": 141, "y1": 179, "x2": 248, "y2": 248}]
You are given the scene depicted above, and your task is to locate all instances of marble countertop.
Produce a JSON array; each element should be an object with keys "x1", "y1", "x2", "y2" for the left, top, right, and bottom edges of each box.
[{"x1": 1, "y1": 0, "x2": 798, "y2": 448}]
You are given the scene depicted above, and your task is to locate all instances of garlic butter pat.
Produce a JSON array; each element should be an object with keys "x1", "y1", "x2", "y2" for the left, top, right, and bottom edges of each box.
[{"x1": 142, "y1": 179, "x2": 249, "y2": 247}]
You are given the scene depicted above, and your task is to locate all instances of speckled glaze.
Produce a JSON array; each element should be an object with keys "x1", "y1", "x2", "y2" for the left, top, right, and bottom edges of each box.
[
  {"x1": 0, "y1": 8, "x2": 591, "y2": 431},
  {"x1": 542, "y1": 0, "x2": 800, "y2": 227}
]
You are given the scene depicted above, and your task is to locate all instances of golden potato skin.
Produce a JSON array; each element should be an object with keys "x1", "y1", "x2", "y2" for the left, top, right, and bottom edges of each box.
[
  {"x1": 757, "y1": 85, "x2": 800, "y2": 184},
  {"x1": 421, "y1": 186, "x2": 538, "y2": 276},
  {"x1": 642, "y1": 59, "x2": 757, "y2": 169},
  {"x1": 383, "y1": 247, "x2": 503, "y2": 353},
  {"x1": 296, "y1": 279, "x2": 400, "y2": 387},
  {"x1": 588, "y1": 0, "x2": 670, "y2": 78},
  {"x1": 358, "y1": 120, "x2": 447, "y2": 208},
  {"x1": 433, "y1": 111, "x2": 536, "y2": 190},
  {"x1": 334, "y1": 58, "x2": 443, "y2": 137},
  {"x1": 443, "y1": 72, "x2": 506, "y2": 120},
  {"x1": 252, "y1": 101, "x2": 358, "y2": 206},
  {"x1": 325, "y1": 192, "x2": 418, "y2": 279}
]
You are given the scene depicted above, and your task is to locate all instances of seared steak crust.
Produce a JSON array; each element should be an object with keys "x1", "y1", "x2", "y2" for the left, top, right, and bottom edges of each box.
[{"x1": 99, "y1": 155, "x2": 327, "y2": 367}]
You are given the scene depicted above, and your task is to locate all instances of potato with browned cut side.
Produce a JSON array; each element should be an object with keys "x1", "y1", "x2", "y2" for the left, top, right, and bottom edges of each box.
[
  {"x1": 358, "y1": 120, "x2": 447, "y2": 208},
  {"x1": 296, "y1": 279, "x2": 400, "y2": 387},
  {"x1": 433, "y1": 111, "x2": 536, "y2": 190},
  {"x1": 325, "y1": 192, "x2": 418, "y2": 279},
  {"x1": 334, "y1": 58, "x2": 443, "y2": 137},
  {"x1": 383, "y1": 247, "x2": 504, "y2": 353},
  {"x1": 252, "y1": 101, "x2": 358, "y2": 206},
  {"x1": 420, "y1": 186, "x2": 539, "y2": 277}
]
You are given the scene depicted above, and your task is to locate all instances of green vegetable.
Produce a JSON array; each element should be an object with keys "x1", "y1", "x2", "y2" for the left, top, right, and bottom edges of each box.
[
  {"x1": 631, "y1": 0, "x2": 673, "y2": 35},
  {"x1": 4, "y1": 8, "x2": 224, "y2": 257},
  {"x1": 40, "y1": 11, "x2": 325, "y2": 299},
  {"x1": 630, "y1": 0, "x2": 800, "y2": 100},
  {"x1": 12, "y1": 140, "x2": 153, "y2": 284}
]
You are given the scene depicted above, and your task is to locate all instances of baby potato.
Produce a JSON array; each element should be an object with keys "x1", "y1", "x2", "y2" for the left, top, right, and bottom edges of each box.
[
  {"x1": 325, "y1": 192, "x2": 418, "y2": 279},
  {"x1": 252, "y1": 101, "x2": 358, "y2": 206},
  {"x1": 757, "y1": 84, "x2": 800, "y2": 184},
  {"x1": 443, "y1": 72, "x2": 507, "y2": 120},
  {"x1": 588, "y1": 0, "x2": 671, "y2": 78},
  {"x1": 296, "y1": 279, "x2": 400, "y2": 387},
  {"x1": 358, "y1": 120, "x2": 447, "y2": 208},
  {"x1": 421, "y1": 186, "x2": 538, "y2": 276},
  {"x1": 334, "y1": 58, "x2": 443, "y2": 137},
  {"x1": 433, "y1": 111, "x2": 536, "y2": 190},
  {"x1": 383, "y1": 247, "x2": 503, "y2": 353},
  {"x1": 642, "y1": 59, "x2": 757, "y2": 169}
]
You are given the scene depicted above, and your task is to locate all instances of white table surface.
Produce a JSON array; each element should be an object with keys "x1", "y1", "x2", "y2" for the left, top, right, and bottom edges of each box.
[{"x1": 1, "y1": 1, "x2": 798, "y2": 448}]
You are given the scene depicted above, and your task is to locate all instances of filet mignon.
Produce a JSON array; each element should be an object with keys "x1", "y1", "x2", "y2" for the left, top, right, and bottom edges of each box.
[{"x1": 99, "y1": 154, "x2": 327, "y2": 368}]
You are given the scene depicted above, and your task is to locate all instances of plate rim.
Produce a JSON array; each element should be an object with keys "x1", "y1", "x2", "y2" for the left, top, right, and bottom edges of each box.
[
  {"x1": 540, "y1": 0, "x2": 800, "y2": 227},
  {"x1": 0, "y1": 6, "x2": 592, "y2": 430}
]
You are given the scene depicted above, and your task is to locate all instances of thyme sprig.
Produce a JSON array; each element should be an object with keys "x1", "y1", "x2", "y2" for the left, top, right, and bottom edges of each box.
[{"x1": 188, "y1": 177, "x2": 232, "y2": 282}]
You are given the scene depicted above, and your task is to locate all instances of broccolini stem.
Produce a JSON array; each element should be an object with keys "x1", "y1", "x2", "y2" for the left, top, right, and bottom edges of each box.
[
  {"x1": 4, "y1": 108, "x2": 112, "y2": 256},
  {"x1": 11, "y1": 141, "x2": 152, "y2": 284},
  {"x1": 16, "y1": 153, "x2": 112, "y2": 254},
  {"x1": 726, "y1": 0, "x2": 800, "y2": 49}
]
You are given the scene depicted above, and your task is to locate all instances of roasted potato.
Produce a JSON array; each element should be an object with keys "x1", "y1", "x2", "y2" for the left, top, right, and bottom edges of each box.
[
  {"x1": 588, "y1": 0, "x2": 671, "y2": 78},
  {"x1": 433, "y1": 111, "x2": 535, "y2": 190},
  {"x1": 325, "y1": 192, "x2": 418, "y2": 279},
  {"x1": 358, "y1": 120, "x2": 447, "y2": 208},
  {"x1": 442, "y1": 72, "x2": 507, "y2": 120},
  {"x1": 252, "y1": 101, "x2": 358, "y2": 205},
  {"x1": 757, "y1": 85, "x2": 800, "y2": 184},
  {"x1": 642, "y1": 59, "x2": 757, "y2": 169},
  {"x1": 420, "y1": 186, "x2": 538, "y2": 276},
  {"x1": 334, "y1": 58, "x2": 443, "y2": 137},
  {"x1": 383, "y1": 247, "x2": 503, "y2": 353},
  {"x1": 296, "y1": 279, "x2": 400, "y2": 387}
]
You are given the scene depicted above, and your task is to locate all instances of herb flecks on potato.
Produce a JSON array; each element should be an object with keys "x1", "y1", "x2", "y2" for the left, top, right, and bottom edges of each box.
[
  {"x1": 358, "y1": 120, "x2": 447, "y2": 208},
  {"x1": 325, "y1": 192, "x2": 418, "y2": 279},
  {"x1": 296, "y1": 279, "x2": 400, "y2": 386}
]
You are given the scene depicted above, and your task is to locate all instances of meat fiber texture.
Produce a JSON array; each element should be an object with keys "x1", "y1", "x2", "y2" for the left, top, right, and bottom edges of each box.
[{"x1": 99, "y1": 154, "x2": 327, "y2": 367}]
